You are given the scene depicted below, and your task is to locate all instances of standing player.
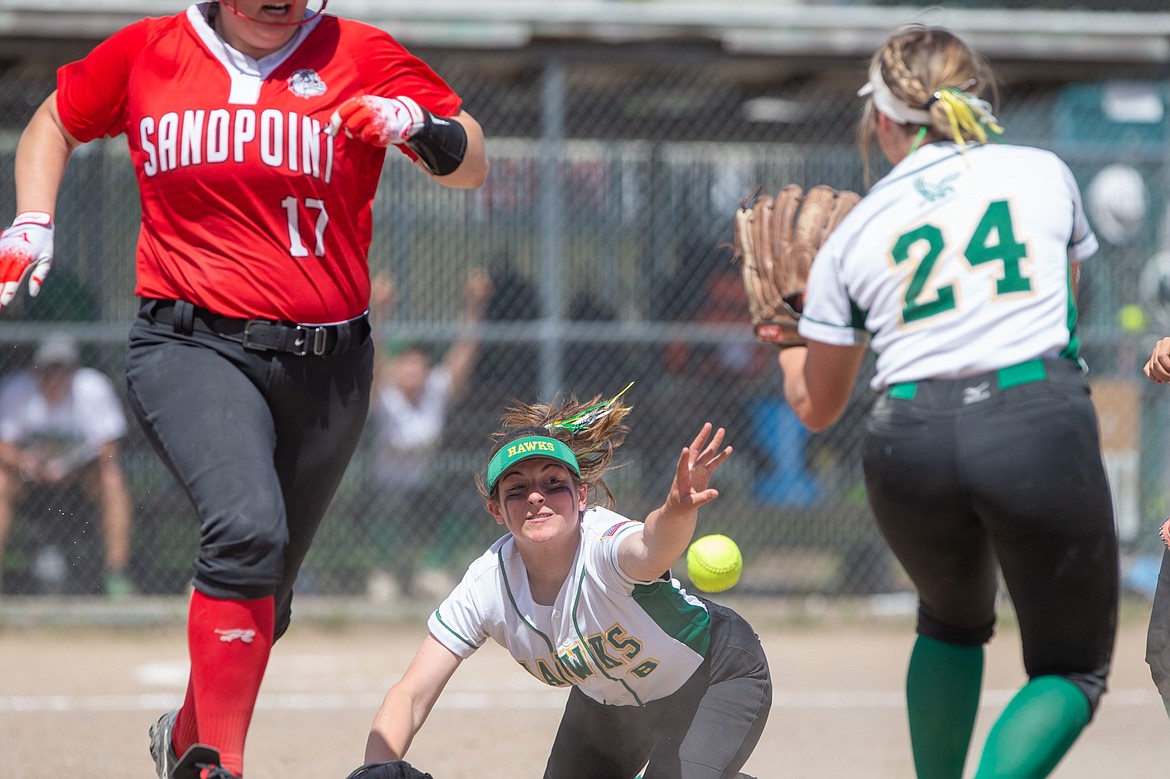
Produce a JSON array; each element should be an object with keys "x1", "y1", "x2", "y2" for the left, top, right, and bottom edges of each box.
[
  {"x1": 1141, "y1": 337, "x2": 1170, "y2": 721},
  {"x1": 349, "y1": 393, "x2": 771, "y2": 779},
  {"x1": 363, "y1": 267, "x2": 492, "y2": 597},
  {"x1": 769, "y1": 24, "x2": 1118, "y2": 779},
  {"x1": 0, "y1": 2, "x2": 487, "y2": 779}
]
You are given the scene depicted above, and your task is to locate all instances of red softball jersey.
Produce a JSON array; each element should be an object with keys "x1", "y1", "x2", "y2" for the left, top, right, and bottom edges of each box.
[{"x1": 56, "y1": 5, "x2": 463, "y2": 323}]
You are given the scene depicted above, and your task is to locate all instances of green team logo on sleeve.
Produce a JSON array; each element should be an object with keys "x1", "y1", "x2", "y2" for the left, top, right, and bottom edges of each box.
[{"x1": 894, "y1": 199, "x2": 1033, "y2": 325}]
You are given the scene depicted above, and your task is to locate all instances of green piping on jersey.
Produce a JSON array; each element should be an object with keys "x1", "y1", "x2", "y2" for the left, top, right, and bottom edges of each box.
[
  {"x1": 870, "y1": 143, "x2": 980, "y2": 194},
  {"x1": 431, "y1": 608, "x2": 479, "y2": 651},
  {"x1": 849, "y1": 299, "x2": 869, "y2": 331},
  {"x1": 631, "y1": 581, "x2": 711, "y2": 657},
  {"x1": 498, "y1": 545, "x2": 577, "y2": 687},
  {"x1": 1061, "y1": 258, "x2": 1081, "y2": 361},
  {"x1": 1060, "y1": 200, "x2": 1083, "y2": 361},
  {"x1": 570, "y1": 564, "x2": 646, "y2": 705},
  {"x1": 801, "y1": 303, "x2": 869, "y2": 336}
]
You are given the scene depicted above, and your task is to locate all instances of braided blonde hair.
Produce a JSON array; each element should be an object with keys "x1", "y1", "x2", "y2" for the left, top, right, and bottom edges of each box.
[
  {"x1": 859, "y1": 24, "x2": 1001, "y2": 179},
  {"x1": 476, "y1": 392, "x2": 632, "y2": 509}
]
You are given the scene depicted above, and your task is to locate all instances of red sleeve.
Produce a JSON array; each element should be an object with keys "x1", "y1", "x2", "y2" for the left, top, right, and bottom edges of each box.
[
  {"x1": 348, "y1": 23, "x2": 464, "y2": 119},
  {"x1": 56, "y1": 18, "x2": 159, "y2": 142}
]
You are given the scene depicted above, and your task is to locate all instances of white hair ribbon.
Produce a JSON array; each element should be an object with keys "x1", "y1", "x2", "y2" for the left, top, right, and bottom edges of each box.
[{"x1": 857, "y1": 66, "x2": 933, "y2": 126}]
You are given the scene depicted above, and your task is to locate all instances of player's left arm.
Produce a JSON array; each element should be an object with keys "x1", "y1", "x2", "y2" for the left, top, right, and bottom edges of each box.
[
  {"x1": 618, "y1": 423, "x2": 732, "y2": 582},
  {"x1": 337, "y1": 29, "x2": 488, "y2": 189},
  {"x1": 427, "y1": 108, "x2": 486, "y2": 189}
]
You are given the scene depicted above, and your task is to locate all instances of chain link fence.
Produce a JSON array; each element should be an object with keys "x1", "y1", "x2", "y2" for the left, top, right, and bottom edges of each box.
[{"x1": 0, "y1": 40, "x2": 1166, "y2": 601}]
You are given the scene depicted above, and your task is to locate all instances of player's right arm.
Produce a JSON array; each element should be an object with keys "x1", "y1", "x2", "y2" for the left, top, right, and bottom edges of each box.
[
  {"x1": 618, "y1": 423, "x2": 732, "y2": 582},
  {"x1": 15, "y1": 93, "x2": 82, "y2": 217},
  {"x1": 0, "y1": 93, "x2": 82, "y2": 309},
  {"x1": 365, "y1": 634, "x2": 463, "y2": 762},
  {"x1": 25, "y1": 15, "x2": 153, "y2": 216},
  {"x1": 1, "y1": 18, "x2": 151, "y2": 310}
]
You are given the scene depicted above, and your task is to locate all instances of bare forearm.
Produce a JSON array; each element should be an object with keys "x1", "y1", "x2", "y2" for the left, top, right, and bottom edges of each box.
[
  {"x1": 777, "y1": 343, "x2": 865, "y2": 432},
  {"x1": 639, "y1": 505, "x2": 697, "y2": 574},
  {"x1": 777, "y1": 348, "x2": 816, "y2": 427},
  {"x1": 365, "y1": 688, "x2": 425, "y2": 762}
]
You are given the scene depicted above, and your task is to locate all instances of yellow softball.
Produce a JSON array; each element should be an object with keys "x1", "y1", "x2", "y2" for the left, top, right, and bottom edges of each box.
[
  {"x1": 1119, "y1": 303, "x2": 1146, "y2": 333},
  {"x1": 686, "y1": 534, "x2": 743, "y2": 593}
]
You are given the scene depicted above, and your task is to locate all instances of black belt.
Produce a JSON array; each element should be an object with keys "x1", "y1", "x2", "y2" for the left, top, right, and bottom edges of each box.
[{"x1": 140, "y1": 298, "x2": 369, "y2": 357}]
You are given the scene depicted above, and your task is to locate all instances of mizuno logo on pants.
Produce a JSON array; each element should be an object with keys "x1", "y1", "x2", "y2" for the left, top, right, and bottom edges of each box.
[{"x1": 962, "y1": 382, "x2": 991, "y2": 404}]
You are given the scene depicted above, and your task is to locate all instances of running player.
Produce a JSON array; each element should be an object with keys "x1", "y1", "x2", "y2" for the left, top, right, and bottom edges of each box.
[
  {"x1": 0, "y1": 3, "x2": 487, "y2": 778},
  {"x1": 771, "y1": 24, "x2": 1118, "y2": 779},
  {"x1": 352, "y1": 392, "x2": 771, "y2": 779}
]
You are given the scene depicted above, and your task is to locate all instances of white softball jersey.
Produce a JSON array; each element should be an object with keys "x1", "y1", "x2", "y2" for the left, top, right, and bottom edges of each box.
[
  {"x1": 369, "y1": 365, "x2": 452, "y2": 488},
  {"x1": 0, "y1": 368, "x2": 128, "y2": 461},
  {"x1": 799, "y1": 142, "x2": 1098, "y2": 389},
  {"x1": 428, "y1": 507, "x2": 711, "y2": 707}
]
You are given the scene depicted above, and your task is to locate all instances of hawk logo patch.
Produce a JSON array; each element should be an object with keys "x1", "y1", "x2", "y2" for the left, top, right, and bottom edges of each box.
[
  {"x1": 914, "y1": 172, "x2": 960, "y2": 203},
  {"x1": 287, "y1": 69, "x2": 327, "y2": 99}
]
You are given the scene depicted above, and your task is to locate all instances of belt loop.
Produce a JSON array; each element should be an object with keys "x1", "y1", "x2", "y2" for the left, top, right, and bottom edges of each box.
[
  {"x1": 173, "y1": 300, "x2": 195, "y2": 336},
  {"x1": 331, "y1": 321, "x2": 351, "y2": 355}
]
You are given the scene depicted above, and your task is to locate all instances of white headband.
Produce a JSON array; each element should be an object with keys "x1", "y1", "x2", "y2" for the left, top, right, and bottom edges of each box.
[{"x1": 858, "y1": 67, "x2": 932, "y2": 126}]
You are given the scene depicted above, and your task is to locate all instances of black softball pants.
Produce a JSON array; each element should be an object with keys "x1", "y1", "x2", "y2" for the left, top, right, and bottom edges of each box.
[
  {"x1": 125, "y1": 307, "x2": 373, "y2": 638},
  {"x1": 861, "y1": 358, "x2": 1118, "y2": 711},
  {"x1": 542, "y1": 599, "x2": 771, "y2": 779}
]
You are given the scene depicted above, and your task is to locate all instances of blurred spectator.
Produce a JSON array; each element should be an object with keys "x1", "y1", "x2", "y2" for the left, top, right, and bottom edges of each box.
[
  {"x1": 0, "y1": 333, "x2": 135, "y2": 596},
  {"x1": 662, "y1": 268, "x2": 771, "y2": 380},
  {"x1": 565, "y1": 290, "x2": 630, "y2": 394},
  {"x1": 473, "y1": 252, "x2": 539, "y2": 390},
  {"x1": 364, "y1": 269, "x2": 492, "y2": 596}
]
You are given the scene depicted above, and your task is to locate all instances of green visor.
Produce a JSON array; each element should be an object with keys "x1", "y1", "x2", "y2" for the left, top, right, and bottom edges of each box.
[{"x1": 486, "y1": 435, "x2": 581, "y2": 492}]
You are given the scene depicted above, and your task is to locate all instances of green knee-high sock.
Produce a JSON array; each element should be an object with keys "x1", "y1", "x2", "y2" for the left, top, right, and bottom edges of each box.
[
  {"x1": 973, "y1": 675, "x2": 1091, "y2": 779},
  {"x1": 906, "y1": 635, "x2": 985, "y2": 779}
]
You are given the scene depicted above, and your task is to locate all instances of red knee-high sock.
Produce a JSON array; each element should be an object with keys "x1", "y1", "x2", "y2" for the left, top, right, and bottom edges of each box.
[
  {"x1": 173, "y1": 676, "x2": 199, "y2": 756},
  {"x1": 188, "y1": 590, "x2": 275, "y2": 777}
]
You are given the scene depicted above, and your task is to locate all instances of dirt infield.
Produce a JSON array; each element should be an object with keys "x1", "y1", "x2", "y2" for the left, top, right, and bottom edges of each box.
[{"x1": 1, "y1": 595, "x2": 1167, "y2": 778}]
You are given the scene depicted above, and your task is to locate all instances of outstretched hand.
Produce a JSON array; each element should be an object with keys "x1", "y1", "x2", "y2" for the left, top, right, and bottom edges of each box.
[
  {"x1": 662, "y1": 422, "x2": 732, "y2": 518},
  {"x1": 1145, "y1": 337, "x2": 1170, "y2": 383},
  {"x1": 618, "y1": 423, "x2": 734, "y2": 583}
]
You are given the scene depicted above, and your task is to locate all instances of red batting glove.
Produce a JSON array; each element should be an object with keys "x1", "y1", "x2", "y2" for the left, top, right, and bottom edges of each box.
[
  {"x1": 1161, "y1": 517, "x2": 1170, "y2": 550},
  {"x1": 329, "y1": 95, "x2": 428, "y2": 147},
  {"x1": 0, "y1": 211, "x2": 53, "y2": 310}
]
